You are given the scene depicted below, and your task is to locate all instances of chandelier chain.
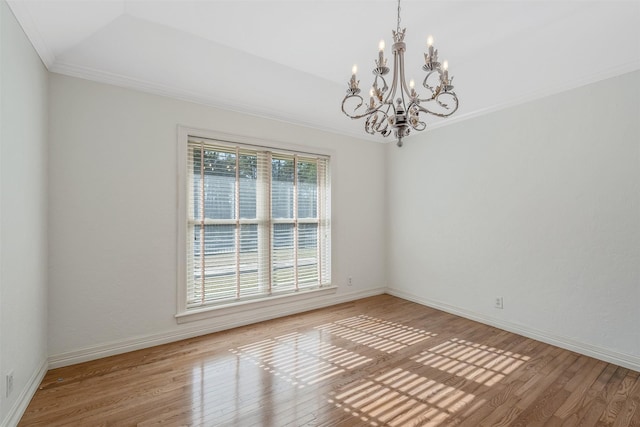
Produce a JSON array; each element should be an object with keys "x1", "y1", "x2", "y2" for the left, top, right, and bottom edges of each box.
[{"x1": 397, "y1": 0, "x2": 401, "y2": 33}]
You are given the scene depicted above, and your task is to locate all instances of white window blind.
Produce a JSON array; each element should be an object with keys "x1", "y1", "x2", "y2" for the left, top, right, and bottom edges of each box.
[{"x1": 185, "y1": 137, "x2": 331, "y2": 308}]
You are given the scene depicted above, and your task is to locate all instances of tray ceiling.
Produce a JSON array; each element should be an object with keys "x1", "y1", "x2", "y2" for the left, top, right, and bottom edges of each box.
[{"x1": 8, "y1": 0, "x2": 640, "y2": 142}]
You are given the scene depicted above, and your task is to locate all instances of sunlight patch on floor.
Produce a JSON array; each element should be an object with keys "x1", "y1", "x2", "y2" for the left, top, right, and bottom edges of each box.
[
  {"x1": 315, "y1": 315, "x2": 437, "y2": 353},
  {"x1": 412, "y1": 337, "x2": 531, "y2": 386},
  {"x1": 329, "y1": 367, "x2": 476, "y2": 426},
  {"x1": 229, "y1": 332, "x2": 371, "y2": 388}
]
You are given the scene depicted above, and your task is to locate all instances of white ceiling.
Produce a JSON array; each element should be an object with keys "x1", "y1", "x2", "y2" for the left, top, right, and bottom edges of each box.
[{"x1": 8, "y1": 0, "x2": 640, "y2": 142}]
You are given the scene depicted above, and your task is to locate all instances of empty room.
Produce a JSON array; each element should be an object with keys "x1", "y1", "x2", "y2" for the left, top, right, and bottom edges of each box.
[{"x1": 1, "y1": 0, "x2": 639, "y2": 426}]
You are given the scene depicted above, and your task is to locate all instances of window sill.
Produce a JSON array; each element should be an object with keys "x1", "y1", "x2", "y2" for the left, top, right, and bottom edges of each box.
[{"x1": 175, "y1": 285, "x2": 337, "y2": 324}]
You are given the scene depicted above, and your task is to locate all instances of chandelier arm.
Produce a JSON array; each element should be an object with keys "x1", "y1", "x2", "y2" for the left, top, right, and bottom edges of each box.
[
  {"x1": 397, "y1": 51, "x2": 408, "y2": 112},
  {"x1": 398, "y1": 47, "x2": 412, "y2": 101},
  {"x1": 383, "y1": 101, "x2": 393, "y2": 119},
  {"x1": 364, "y1": 116, "x2": 376, "y2": 135},
  {"x1": 422, "y1": 70, "x2": 443, "y2": 99},
  {"x1": 378, "y1": 110, "x2": 391, "y2": 134},
  {"x1": 415, "y1": 93, "x2": 459, "y2": 117},
  {"x1": 383, "y1": 47, "x2": 400, "y2": 105},
  {"x1": 374, "y1": 74, "x2": 389, "y2": 95},
  {"x1": 433, "y1": 86, "x2": 443, "y2": 99},
  {"x1": 341, "y1": 94, "x2": 384, "y2": 120},
  {"x1": 365, "y1": 109, "x2": 392, "y2": 136},
  {"x1": 435, "y1": 92, "x2": 459, "y2": 114},
  {"x1": 411, "y1": 119, "x2": 427, "y2": 131}
]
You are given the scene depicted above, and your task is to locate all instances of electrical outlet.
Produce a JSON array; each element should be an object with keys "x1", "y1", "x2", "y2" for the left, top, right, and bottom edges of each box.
[
  {"x1": 6, "y1": 371, "x2": 14, "y2": 398},
  {"x1": 495, "y1": 297, "x2": 504, "y2": 309},
  {"x1": 348, "y1": 277, "x2": 353, "y2": 286}
]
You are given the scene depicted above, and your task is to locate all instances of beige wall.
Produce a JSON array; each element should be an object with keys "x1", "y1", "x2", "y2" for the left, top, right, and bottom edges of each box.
[
  {"x1": 387, "y1": 70, "x2": 640, "y2": 370},
  {"x1": 47, "y1": 73, "x2": 388, "y2": 365},
  {"x1": 0, "y1": 1, "x2": 49, "y2": 424}
]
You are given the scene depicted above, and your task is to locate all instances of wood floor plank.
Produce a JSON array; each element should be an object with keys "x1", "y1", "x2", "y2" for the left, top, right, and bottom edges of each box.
[
  {"x1": 18, "y1": 295, "x2": 640, "y2": 426},
  {"x1": 553, "y1": 358, "x2": 608, "y2": 421},
  {"x1": 612, "y1": 377, "x2": 639, "y2": 427},
  {"x1": 508, "y1": 353, "x2": 589, "y2": 426},
  {"x1": 574, "y1": 366, "x2": 630, "y2": 427},
  {"x1": 606, "y1": 372, "x2": 640, "y2": 427}
]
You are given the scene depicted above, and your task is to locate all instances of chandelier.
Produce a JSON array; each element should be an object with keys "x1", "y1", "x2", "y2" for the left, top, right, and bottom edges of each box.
[{"x1": 341, "y1": 0, "x2": 459, "y2": 147}]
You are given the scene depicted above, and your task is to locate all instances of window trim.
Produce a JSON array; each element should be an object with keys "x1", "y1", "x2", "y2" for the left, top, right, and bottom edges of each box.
[{"x1": 176, "y1": 126, "x2": 334, "y2": 322}]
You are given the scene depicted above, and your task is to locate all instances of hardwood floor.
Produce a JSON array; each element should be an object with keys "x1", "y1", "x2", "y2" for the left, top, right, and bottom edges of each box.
[{"x1": 20, "y1": 295, "x2": 640, "y2": 426}]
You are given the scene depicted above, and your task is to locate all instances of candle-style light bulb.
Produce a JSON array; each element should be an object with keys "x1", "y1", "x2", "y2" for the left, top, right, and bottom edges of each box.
[
  {"x1": 377, "y1": 40, "x2": 386, "y2": 68},
  {"x1": 426, "y1": 35, "x2": 436, "y2": 65},
  {"x1": 409, "y1": 79, "x2": 416, "y2": 97},
  {"x1": 442, "y1": 61, "x2": 449, "y2": 84},
  {"x1": 349, "y1": 64, "x2": 359, "y2": 92},
  {"x1": 369, "y1": 88, "x2": 376, "y2": 108}
]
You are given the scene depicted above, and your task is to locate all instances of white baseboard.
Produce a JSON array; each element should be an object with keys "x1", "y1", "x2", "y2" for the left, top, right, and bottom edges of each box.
[
  {"x1": 46, "y1": 285, "x2": 639, "y2": 374},
  {"x1": 48, "y1": 287, "x2": 385, "y2": 369},
  {"x1": 1, "y1": 359, "x2": 47, "y2": 427},
  {"x1": 386, "y1": 287, "x2": 640, "y2": 372}
]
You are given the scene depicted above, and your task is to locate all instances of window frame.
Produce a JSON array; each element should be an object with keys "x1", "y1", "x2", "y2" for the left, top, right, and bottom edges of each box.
[{"x1": 176, "y1": 126, "x2": 334, "y2": 323}]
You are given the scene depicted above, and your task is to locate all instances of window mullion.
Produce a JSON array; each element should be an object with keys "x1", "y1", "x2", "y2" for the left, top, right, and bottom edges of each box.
[
  {"x1": 199, "y1": 144, "x2": 205, "y2": 304},
  {"x1": 257, "y1": 151, "x2": 272, "y2": 294},
  {"x1": 267, "y1": 153, "x2": 272, "y2": 292},
  {"x1": 293, "y1": 155, "x2": 299, "y2": 291},
  {"x1": 318, "y1": 158, "x2": 329, "y2": 287},
  {"x1": 235, "y1": 147, "x2": 241, "y2": 299},
  {"x1": 316, "y1": 158, "x2": 322, "y2": 287}
]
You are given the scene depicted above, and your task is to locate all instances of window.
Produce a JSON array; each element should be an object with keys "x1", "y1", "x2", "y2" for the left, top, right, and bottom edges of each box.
[{"x1": 178, "y1": 130, "x2": 331, "y2": 315}]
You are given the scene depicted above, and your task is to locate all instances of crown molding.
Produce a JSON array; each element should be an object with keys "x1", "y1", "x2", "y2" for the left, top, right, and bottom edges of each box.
[
  {"x1": 49, "y1": 59, "x2": 639, "y2": 144},
  {"x1": 6, "y1": 1, "x2": 55, "y2": 68},
  {"x1": 427, "y1": 60, "x2": 640, "y2": 132},
  {"x1": 49, "y1": 60, "x2": 381, "y2": 143}
]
